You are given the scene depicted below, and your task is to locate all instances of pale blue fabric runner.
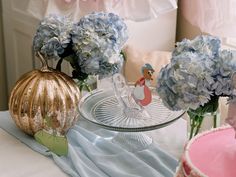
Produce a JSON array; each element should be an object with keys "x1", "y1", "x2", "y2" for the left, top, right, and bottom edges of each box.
[{"x1": 0, "y1": 111, "x2": 178, "y2": 177}]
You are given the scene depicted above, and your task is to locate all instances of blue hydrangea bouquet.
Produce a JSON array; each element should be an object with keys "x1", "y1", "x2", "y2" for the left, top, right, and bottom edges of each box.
[
  {"x1": 157, "y1": 35, "x2": 236, "y2": 139},
  {"x1": 33, "y1": 12, "x2": 128, "y2": 91}
]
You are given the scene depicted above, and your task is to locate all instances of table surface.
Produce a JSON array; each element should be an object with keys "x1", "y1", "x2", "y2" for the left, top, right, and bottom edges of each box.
[{"x1": 0, "y1": 111, "x2": 187, "y2": 177}]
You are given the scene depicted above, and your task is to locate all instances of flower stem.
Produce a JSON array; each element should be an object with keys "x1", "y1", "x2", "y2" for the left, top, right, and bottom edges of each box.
[
  {"x1": 37, "y1": 52, "x2": 50, "y2": 71},
  {"x1": 85, "y1": 84, "x2": 92, "y2": 92},
  {"x1": 213, "y1": 113, "x2": 217, "y2": 128},
  {"x1": 189, "y1": 123, "x2": 195, "y2": 140},
  {"x1": 189, "y1": 117, "x2": 196, "y2": 139},
  {"x1": 194, "y1": 115, "x2": 204, "y2": 136},
  {"x1": 56, "y1": 58, "x2": 63, "y2": 71}
]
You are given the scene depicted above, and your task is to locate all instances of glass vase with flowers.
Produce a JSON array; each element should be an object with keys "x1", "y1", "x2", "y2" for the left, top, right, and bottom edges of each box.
[
  {"x1": 33, "y1": 12, "x2": 128, "y2": 93},
  {"x1": 157, "y1": 35, "x2": 236, "y2": 139}
]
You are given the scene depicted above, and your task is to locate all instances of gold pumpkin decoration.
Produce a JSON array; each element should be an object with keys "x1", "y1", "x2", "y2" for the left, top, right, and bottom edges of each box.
[{"x1": 9, "y1": 54, "x2": 80, "y2": 136}]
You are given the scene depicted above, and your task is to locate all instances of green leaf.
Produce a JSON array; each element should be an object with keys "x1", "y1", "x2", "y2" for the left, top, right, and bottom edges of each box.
[
  {"x1": 72, "y1": 69, "x2": 88, "y2": 81},
  {"x1": 56, "y1": 58, "x2": 63, "y2": 71},
  {"x1": 201, "y1": 96, "x2": 219, "y2": 113},
  {"x1": 120, "y1": 50, "x2": 126, "y2": 61},
  {"x1": 63, "y1": 55, "x2": 74, "y2": 63},
  {"x1": 34, "y1": 130, "x2": 68, "y2": 156},
  {"x1": 188, "y1": 96, "x2": 219, "y2": 117},
  {"x1": 79, "y1": 84, "x2": 84, "y2": 92},
  {"x1": 187, "y1": 95, "x2": 219, "y2": 139},
  {"x1": 85, "y1": 84, "x2": 92, "y2": 92}
]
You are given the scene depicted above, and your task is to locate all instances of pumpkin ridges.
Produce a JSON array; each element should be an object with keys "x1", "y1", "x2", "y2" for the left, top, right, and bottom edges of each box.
[
  {"x1": 54, "y1": 72, "x2": 80, "y2": 131},
  {"x1": 13, "y1": 70, "x2": 39, "y2": 91},
  {"x1": 41, "y1": 73, "x2": 49, "y2": 119},
  {"x1": 21, "y1": 78, "x2": 38, "y2": 134},
  {"x1": 59, "y1": 76, "x2": 74, "y2": 132},
  {"x1": 12, "y1": 71, "x2": 38, "y2": 103},
  {"x1": 56, "y1": 73, "x2": 73, "y2": 110},
  {"x1": 10, "y1": 71, "x2": 40, "y2": 134},
  {"x1": 61, "y1": 73, "x2": 81, "y2": 129},
  {"x1": 28, "y1": 72, "x2": 44, "y2": 134},
  {"x1": 19, "y1": 71, "x2": 41, "y2": 134},
  {"x1": 51, "y1": 73, "x2": 68, "y2": 132},
  {"x1": 38, "y1": 73, "x2": 53, "y2": 131},
  {"x1": 56, "y1": 71, "x2": 80, "y2": 109},
  {"x1": 32, "y1": 73, "x2": 64, "y2": 134},
  {"x1": 9, "y1": 70, "x2": 38, "y2": 111},
  {"x1": 9, "y1": 67, "x2": 80, "y2": 136}
]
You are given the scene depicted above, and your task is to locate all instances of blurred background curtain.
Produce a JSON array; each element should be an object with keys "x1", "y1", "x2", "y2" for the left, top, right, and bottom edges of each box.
[
  {"x1": 28, "y1": 0, "x2": 177, "y2": 21},
  {"x1": 180, "y1": 0, "x2": 236, "y2": 38}
]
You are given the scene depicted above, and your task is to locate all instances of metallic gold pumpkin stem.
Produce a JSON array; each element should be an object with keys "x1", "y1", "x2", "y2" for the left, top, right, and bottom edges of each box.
[{"x1": 37, "y1": 52, "x2": 50, "y2": 71}]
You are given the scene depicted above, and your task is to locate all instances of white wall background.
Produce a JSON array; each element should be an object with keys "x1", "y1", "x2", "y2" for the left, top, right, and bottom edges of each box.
[
  {"x1": 126, "y1": 10, "x2": 177, "y2": 52},
  {"x1": 0, "y1": 1, "x2": 8, "y2": 110}
]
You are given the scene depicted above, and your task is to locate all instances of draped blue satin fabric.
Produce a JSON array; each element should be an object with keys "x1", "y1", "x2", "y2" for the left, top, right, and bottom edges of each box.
[{"x1": 0, "y1": 111, "x2": 178, "y2": 177}]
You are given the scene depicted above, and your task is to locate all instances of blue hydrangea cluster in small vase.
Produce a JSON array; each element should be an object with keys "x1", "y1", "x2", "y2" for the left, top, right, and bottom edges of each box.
[
  {"x1": 156, "y1": 35, "x2": 236, "y2": 139},
  {"x1": 33, "y1": 15, "x2": 73, "y2": 60},
  {"x1": 33, "y1": 12, "x2": 128, "y2": 91},
  {"x1": 71, "y1": 12, "x2": 128, "y2": 78}
]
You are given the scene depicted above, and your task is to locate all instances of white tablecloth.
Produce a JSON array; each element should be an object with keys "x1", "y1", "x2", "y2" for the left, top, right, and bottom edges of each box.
[{"x1": 0, "y1": 111, "x2": 187, "y2": 177}]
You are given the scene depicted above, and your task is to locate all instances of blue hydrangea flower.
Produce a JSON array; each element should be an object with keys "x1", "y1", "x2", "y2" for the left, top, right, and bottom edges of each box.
[
  {"x1": 212, "y1": 50, "x2": 236, "y2": 96},
  {"x1": 172, "y1": 35, "x2": 221, "y2": 59},
  {"x1": 33, "y1": 14, "x2": 72, "y2": 60},
  {"x1": 157, "y1": 52, "x2": 214, "y2": 110},
  {"x1": 71, "y1": 12, "x2": 128, "y2": 78},
  {"x1": 157, "y1": 35, "x2": 236, "y2": 111}
]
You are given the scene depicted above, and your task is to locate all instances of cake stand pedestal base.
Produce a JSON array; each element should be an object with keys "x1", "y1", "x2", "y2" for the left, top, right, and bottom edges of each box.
[{"x1": 112, "y1": 132, "x2": 153, "y2": 152}]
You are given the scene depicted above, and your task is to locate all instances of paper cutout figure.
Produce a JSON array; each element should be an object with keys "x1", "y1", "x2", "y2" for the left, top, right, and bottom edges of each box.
[
  {"x1": 133, "y1": 63, "x2": 155, "y2": 106},
  {"x1": 34, "y1": 115, "x2": 68, "y2": 156}
]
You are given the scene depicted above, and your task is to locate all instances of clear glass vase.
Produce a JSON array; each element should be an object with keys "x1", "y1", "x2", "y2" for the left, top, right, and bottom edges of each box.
[
  {"x1": 187, "y1": 109, "x2": 221, "y2": 139},
  {"x1": 76, "y1": 75, "x2": 98, "y2": 97}
]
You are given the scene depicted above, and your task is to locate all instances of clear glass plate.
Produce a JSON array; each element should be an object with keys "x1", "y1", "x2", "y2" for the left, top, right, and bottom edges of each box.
[{"x1": 78, "y1": 87, "x2": 185, "y2": 132}]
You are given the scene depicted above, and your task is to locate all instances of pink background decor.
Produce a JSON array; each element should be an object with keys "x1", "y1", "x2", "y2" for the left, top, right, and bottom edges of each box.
[{"x1": 181, "y1": 0, "x2": 236, "y2": 37}]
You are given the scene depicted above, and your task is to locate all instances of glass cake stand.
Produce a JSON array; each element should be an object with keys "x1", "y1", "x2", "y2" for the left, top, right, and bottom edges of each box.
[{"x1": 78, "y1": 83, "x2": 185, "y2": 151}]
